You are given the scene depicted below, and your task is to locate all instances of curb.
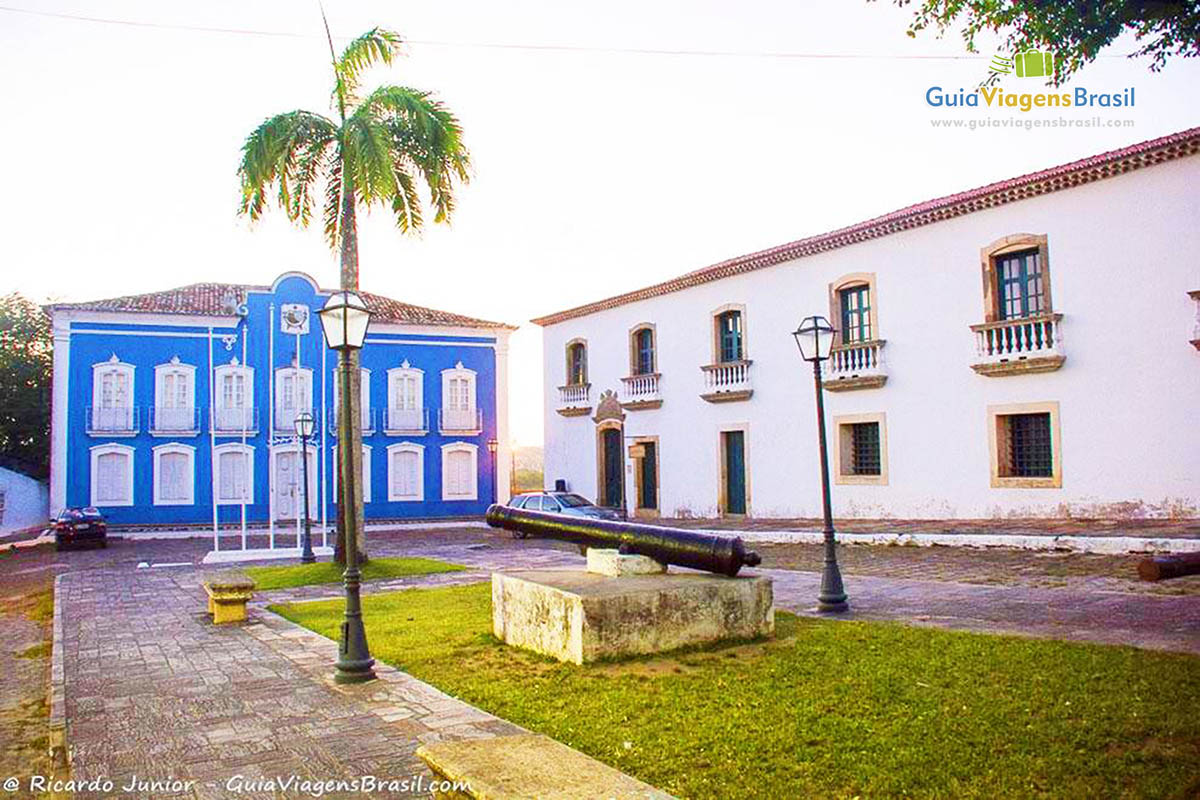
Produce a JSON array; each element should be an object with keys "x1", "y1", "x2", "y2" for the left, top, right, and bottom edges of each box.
[
  {"x1": 48, "y1": 573, "x2": 68, "y2": 770},
  {"x1": 728, "y1": 529, "x2": 1200, "y2": 555}
]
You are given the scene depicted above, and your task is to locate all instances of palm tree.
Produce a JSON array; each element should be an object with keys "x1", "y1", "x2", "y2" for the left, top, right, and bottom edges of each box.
[{"x1": 238, "y1": 24, "x2": 470, "y2": 562}]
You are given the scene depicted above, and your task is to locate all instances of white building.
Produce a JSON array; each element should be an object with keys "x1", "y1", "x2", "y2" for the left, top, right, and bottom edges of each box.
[
  {"x1": 0, "y1": 461, "x2": 49, "y2": 535},
  {"x1": 535, "y1": 128, "x2": 1200, "y2": 521}
]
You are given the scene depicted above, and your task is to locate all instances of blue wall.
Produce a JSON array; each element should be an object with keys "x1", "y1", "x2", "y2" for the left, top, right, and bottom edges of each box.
[{"x1": 65, "y1": 274, "x2": 499, "y2": 525}]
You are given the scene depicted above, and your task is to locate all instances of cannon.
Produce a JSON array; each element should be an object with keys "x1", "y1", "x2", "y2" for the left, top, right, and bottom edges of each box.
[
  {"x1": 485, "y1": 504, "x2": 762, "y2": 577},
  {"x1": 1136, "y1": 552, "x2": 1200, "y2": 582}
]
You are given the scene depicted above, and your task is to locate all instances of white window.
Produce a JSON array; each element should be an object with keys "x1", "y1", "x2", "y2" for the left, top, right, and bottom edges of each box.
[
  {"x1": 214, "y1": 362, "x2": 255, "y2": 432},
  {"x1": 152, "y1": 444, "x2": 195, "y2": 505},
  {"x1": 387, "y1": 443, "x2": 425, "y2": 502},
  {"x1": 214, "y1": 443, "x2": 254, "y2": 504},
  {"x1": 332, "y1": 367, "x2": 373, "y2": 432},
  {"x1": 333, "y1": 445, "x2": 373, "y2": 504},
  {"x1": 275, "y1": 367, "x2": 313, "y2": 432},
  {"x1": 387, "y1": 364, "x2": 425, "y2": 432},
  {"x1": 154, "y1": 359, "x2": 196, "y2": 432},
  {"x1": 440, "y1": 364, "x2": 478, "y2": 433},
  {"x1": 91, "y1": 357, "x2": 135, "y2": 432},
  {"x1": 90, "y1": 444, "x2": 134, "y2": 507},
  {"x1": 441, "y1": 442, "x2": 478, "y2": 501}
]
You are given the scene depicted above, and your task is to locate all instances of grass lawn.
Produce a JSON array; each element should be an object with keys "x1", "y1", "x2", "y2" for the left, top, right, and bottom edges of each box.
[
  {"x1": 272, "y1": 583, "x2": 1200, "y2": 799},
  {"x1": 246, "y1": 556, "x2": 464, "y2": 590}
]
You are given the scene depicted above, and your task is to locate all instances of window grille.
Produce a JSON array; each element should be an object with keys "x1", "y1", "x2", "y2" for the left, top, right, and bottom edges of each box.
[
  {"x1": 1005, "y1": 413, "x2": 1053, "y2": 477},
  {"x1": 849, "y1": 423, "x2": 881, "y2": 475}
]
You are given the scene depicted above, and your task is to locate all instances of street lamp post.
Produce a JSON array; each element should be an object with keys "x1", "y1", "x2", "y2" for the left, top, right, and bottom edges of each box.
[
  {"x1": 486, "y1": 438, "x2": 499, "y2": 504},
  {"x1": 317, "y1": 290, "x2": 377, "y2": 684},
  {"x1": 294, "y1": 411, "x2": 316, "y2": 564},
  {"x1": 792, "y1": 315, "x2": 849, "y2": 613}
]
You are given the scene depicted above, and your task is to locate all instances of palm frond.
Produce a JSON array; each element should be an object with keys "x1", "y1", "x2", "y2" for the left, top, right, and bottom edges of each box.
[
  {"x1": 335, "y1": 28, "x2": 403, "y2": 108},
  {"x1": 389, "y1": 166, "x2": 423, "y2": 234},
  {"x1": 237, "y1": 110, "x2": 338, "y2": 224},
  {"x1": 323, "y1": 156, "x2": 343, "y2": 250},
  {"x1": 360, "y1": 85, "x2": 471, "y2": 226}
]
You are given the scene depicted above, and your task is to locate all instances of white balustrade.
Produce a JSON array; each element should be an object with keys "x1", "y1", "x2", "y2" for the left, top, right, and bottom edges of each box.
[
  {"x1": 701, "y1": 361, "x2": 752, "y2": 396},
  {"x1": 824, "y1": 341, "x2": 886, "y2": 380},
  {"x1": 619, "y1": 373, "x2": 661, "y2": 405},
  {"x1": 972, "y1": 314, "x2": 1063, "y2": 363},
  {"x1": 557, "y1": 383, "x2": 591, "y2": 409}
]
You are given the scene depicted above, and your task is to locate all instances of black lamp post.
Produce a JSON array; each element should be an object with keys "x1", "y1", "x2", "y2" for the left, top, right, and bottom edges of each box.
[
  {"x1": 486, "y1": 438, "x2": 499, "y2": 504},
  {"x1": 294, "y1": 411, "x2": 316, "y2": 564},
  {"x1": 317, "y1": 290, "x2": 377, "y2": 683},
  {"x1": 792, "y1": 315, "x2": 849, "y2": 613}
]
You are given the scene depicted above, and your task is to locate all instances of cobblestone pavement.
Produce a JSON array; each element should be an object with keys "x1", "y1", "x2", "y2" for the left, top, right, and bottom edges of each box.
[
  {"x1": 42, "y1": 526, "x2": 1200, "y2": 799},
  {"x1": 657, "y1": 516, "x2": 1200, "y2": 539},
  {"x1": 57, "y1": 566, "x2": 525, "y2": 800}
]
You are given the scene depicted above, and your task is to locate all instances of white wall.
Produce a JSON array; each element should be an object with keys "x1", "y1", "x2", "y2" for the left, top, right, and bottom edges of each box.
[
  {"x1": 542, "y1": 155, "x2": 1200, "y2": 520},
  {"x1": 0, "y1": 466, "x2": 50, "y2": 534}
]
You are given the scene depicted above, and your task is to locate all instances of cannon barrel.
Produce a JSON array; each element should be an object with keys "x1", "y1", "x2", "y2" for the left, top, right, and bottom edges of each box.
[
  {"x1": 485, "y1": 504, "x2": 762, "y2": 577},
  {"x1": 1136, "y1": 552, "x2": 1200, "y2": 582}
]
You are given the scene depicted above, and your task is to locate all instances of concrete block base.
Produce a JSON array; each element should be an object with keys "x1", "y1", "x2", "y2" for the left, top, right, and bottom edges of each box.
[{"x1": 492, "y1": 569, "x2": 774, "y2": 664}]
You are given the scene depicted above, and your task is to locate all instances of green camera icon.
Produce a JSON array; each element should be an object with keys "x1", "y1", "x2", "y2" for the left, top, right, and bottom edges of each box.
[{"x1": 1015, "y1": 50, "x2": 1055, "y2": 79}]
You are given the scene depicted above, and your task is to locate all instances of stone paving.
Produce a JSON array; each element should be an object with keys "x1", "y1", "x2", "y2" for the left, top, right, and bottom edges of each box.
[
  {"x1": 48, "y1": 528, "x2": 1200, "y2": 799},
  {"x1": 56, "y1": 566, "x2": 525, "y2": 799}
]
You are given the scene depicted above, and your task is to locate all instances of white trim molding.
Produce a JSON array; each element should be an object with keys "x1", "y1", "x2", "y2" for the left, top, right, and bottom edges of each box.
[
  {"x1": 387, "y1": 442, "x2": 425, "y2": 502},
  {"x1": 152, "y1": 443, "x2": 196, "y2": 505},
  {"x1": 152, "y1": 357, "x2": 198, "y2": 435},
  {"x1": 89, "y1": 443, "x2": 135, "y2": 508},
  {"x1": 441, "y1": 441, "x2": 479, "y2": 502}
]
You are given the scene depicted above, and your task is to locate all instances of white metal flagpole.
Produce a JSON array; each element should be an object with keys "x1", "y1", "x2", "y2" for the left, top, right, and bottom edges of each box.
[
  {"x1": 295, "y1": 328, "x2": 302, "y2": 549},
  {"x1": 208, "y1": 326, "x2": 218, "y2": 551},
  {"x1": 268, "y1": 303, "x2": 275, "y2": 550},
  {"x1": 240, "y1": 323, "x2": 248, "y2": 550},
  {"x1": 320, "y1": 334, "x2": 327, "y2": 548}
]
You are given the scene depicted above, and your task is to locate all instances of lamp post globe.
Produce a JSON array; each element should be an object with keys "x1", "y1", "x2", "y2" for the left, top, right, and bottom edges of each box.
[
  {"x1": 317, "y1": 290, "x2": 372, "y2": 350},
  {"x1": 318, "y1": 290, "x2": 377, "y2": 683},
  {"x1": 294, "y1": 411, "x2": 316, "y2": 564},
  {"x1": 792, "y1": 314, "x2": 849, "y2": 613}
]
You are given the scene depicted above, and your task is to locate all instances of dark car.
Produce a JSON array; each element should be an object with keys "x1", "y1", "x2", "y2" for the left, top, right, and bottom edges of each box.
[
  {"x1": 504, "y1": 492, "x2": 622, "y2": 537},
  {"x1": 53, "y1": 507, "x2": 108, "y2": 550}
]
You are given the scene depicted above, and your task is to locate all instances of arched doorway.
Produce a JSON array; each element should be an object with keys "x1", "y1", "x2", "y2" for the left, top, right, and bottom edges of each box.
[{"x1": 593, "y1": 390, "x2": 626, "y2": 511}]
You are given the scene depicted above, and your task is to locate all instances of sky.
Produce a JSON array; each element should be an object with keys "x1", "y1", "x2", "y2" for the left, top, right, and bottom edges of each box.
[{"x1": 2, "y1": 1, "x2": 1197, "y2": 446}]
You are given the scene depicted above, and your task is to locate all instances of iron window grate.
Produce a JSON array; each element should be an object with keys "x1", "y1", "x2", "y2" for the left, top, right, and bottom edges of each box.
[
  {"x1": 850, "y1": 422, "x2": 881, "y2": 476},
  {"x1": 1008, "y1": 413, "x2": 1052, "y2": 477}
]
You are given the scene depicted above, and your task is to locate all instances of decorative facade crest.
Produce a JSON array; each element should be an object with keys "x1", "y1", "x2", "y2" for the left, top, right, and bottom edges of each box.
[
  {"x1": 109, "y1": 353, "x2": 120, "y2": 363},
  {"x1": 221, "y1": 335, "x2": 237, "y2": 351},
  {"x1": 593, "y1": 390, "x2": 625, "y2": 424},
  {"x1": 280, "y1": 303, "x2": 310, "y2": 335},
  {"x1": 401, "y1": 359, "x2": 411, "y2": 369}
]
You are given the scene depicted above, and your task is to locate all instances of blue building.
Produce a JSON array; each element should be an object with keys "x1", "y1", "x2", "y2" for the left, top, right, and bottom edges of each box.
[{"x1": 47, "y1": 272, "x2": 514, "y2": 538}]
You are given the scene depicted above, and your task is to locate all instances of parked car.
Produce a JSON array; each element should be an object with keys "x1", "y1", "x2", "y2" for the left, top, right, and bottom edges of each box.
[
  {"x1": 503, "y1": 492, "x2": 622, "y2": 538},
  {"x1": 52, "y1": 507, "x2": 108, "y2": 550}
]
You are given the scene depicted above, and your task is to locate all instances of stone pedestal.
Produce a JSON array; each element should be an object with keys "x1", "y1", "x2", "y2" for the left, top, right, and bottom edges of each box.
[{"x1": 492, "y1": 569, "x2": 774, "y2": 665}]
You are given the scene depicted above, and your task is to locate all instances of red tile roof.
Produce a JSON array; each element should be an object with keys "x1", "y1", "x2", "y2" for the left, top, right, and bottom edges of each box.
[
  {"x1": 532, "y1": 126, "x2": 1200, "y2": 326},
  {"x1": 49, "y1": 280, "x2": 516, "y2": 330}
]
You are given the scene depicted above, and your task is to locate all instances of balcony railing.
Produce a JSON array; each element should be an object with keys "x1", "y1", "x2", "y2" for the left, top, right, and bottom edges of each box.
[
  {"x1": 331, "y1": 407, "x2": 377, "y2": 435},
  {"x1": 439, "y1": 407, "x2": 483, "y2": 435},
  {"x1": 274, "y1": 406, "x2": 315, "y2": 433},
  {"x1": 87, "y1": 406, "x2": 138, "y2": 435},
  {"x1": 150, "y1": 406, "x2": 201, "y2": 435},
  {"x1": 211, "y1": 406, "x2": 259, "y2": 434},
  {"x1": 823, "y1": 340, "x2": 887, "y2": 391},
  {"x1": 970, "y1": 314, "x2": 1065, "y2": 376},
  {"x1": 700, "y1": 361, "x2": 753, "y2": 402},
  {"x1": 556, "y1": 382, "x2": 592, "y2": 416},
  {"x1": 619, "y1": 373, "x2": 662, "y2": 408},
  {"x1": 385, "y1": 407, "x2": 429, "y2": 435}
]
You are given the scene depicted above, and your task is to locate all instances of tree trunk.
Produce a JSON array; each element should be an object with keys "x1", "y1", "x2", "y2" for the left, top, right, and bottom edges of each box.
[{"x1": 334, "y1": 177, "x2": 369, "y2": 566}]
